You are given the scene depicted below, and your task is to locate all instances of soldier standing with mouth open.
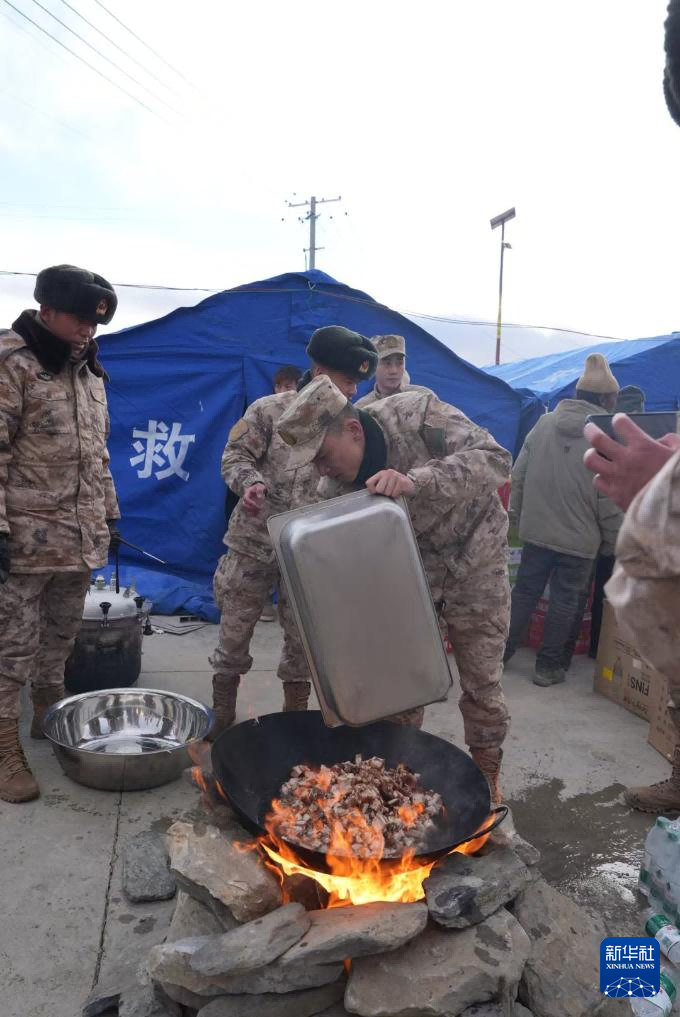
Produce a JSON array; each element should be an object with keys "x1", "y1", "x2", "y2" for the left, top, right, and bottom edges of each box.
[
  {"x1": 276, "y1": 375, "x2": 512, "y2": 802},
  {"x1": 0, "y1": 265, "x2": 120, "y2": 803}
]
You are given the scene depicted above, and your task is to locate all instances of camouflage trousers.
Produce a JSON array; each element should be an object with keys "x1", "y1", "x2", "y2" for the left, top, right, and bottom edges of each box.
[
  {"x1": 0, "y1": 571, "x2": 90, "y2": 719},
  {"x1": 425, "y1": 556, "x2": 510, "y2": 751},
  {"x1": 212, "y1": 550, "x2": 310, "y2": 686}
]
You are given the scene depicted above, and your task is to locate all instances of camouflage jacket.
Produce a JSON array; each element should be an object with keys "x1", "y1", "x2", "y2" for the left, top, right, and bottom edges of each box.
[
  {"x1": 320, "y1": 392, "x2": 512, "y2": 577},
  {"x1": 0, "y1": 329, "x2": 119, "y2": 572},
  {"x1": 221, "y1": 392, "x2": 319, "y2": 564},
  {"x1": 355, "y1": 380, "x2": 433, "y2": 409},
  {"x1": 606, "y1": 450, "x2": 680, "y2": 685}
]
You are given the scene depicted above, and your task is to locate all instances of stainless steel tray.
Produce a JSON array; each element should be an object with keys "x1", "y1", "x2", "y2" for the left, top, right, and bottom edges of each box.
[{"x1": 268, "y1": 490, "x2": 454, "y2": 727}]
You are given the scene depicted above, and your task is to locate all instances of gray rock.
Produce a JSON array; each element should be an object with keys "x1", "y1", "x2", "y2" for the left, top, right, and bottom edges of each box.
[
  {"x1": 119, "y1": 981, "x2": 182, "y2": 1017},
  {"x1": 192, "y1": 903, "x2": 310, "y2": 977},
  {"x1": 345, "y1": 908, "x2": 531, "y2": 1017},
  {"x1": 123, "y1": 831, "x2": 177, "y2": 904},
  {"x1": 461, "y1": 1005, "x2": 535, "y2": 1017},
  {"x1": 167, "y1": 821, "x2": 281, "y2": 923},
  {"x1": 280, "y1": 902, "x2": 428, "y2": 968},
  {"x1": 168, "y1": 891, "x2": 237, "y2": 942},
  {"x1": 486, "y1": 809, "x2": 541, "y2": 868},
  {"x1": 82, "y1": 968, "x2": 137, "y2": 1016},
  {"x1": 160, "y1": 981, "x2": 223, "y2": 1010},
  {"x1": 196, "y1": 982, "x2": 345, "y2": 1016},
  {"x1": 514, "y1": 879, "x2": 611, "y2": 1017},
  {"x1": 425, "y1": 846, "x2": 532, "y2": 928},
  {"x1": 148, "y1": 935, "x2": 342, "y2": 996}
]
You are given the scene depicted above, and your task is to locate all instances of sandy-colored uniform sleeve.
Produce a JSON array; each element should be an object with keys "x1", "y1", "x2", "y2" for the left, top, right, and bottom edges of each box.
[
  {"x1": 406, "y1": 395, "x2": 512, "y2": 510},
  {"x1": 0, "y1": 356, "x2": 23, "y2": 534},
  {"x1": 102, "y1": 400, "x2": 120, "y2": 520},
  {"x1": 221, "y1": 401, "x2": 272, "y2": 496}
]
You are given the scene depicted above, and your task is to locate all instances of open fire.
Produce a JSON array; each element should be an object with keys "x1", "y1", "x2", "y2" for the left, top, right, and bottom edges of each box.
[{"x1": 192, "y1": 765, "x2": 492, "y2": 908}]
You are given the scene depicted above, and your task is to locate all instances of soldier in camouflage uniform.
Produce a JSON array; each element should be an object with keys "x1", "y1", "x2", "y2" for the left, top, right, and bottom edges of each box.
[
  {"x1": 0, "y1": 265, "x2": 119, "y2": 802},
  {"x1": 355, "y1": 335, "x2": 432, "y2": 409},
  {"x1": 277, "y1": 375, "x2": 512, "y2": 801},
  {"x1": 211, "y1": 326, "x2": 378, "y2": 738},
  {"x1": 585, "y1": 413, "x2": 680, "y2": 813}
]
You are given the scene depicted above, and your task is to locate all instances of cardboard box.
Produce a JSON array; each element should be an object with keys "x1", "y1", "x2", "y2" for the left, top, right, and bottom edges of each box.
[
  {"x1": 593, "y1": 601, "x2": 661, "y2": 722},
  {"x1": 594, "y1": 601, "x2": 623, "y2": 706},
  {"x1": 648, "y1": 673, "x2": 677, "y2": 763}
]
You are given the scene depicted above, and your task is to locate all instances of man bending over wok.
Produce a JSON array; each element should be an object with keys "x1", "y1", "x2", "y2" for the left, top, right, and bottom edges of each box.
[{"x1": 276, "y1": 374, "x2": 512, "y2": 802}]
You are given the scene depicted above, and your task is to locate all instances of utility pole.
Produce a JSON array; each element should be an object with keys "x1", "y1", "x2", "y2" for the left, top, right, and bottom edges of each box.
[
  {"x1": 489, "y1": 206, "x2": 516, "y2": 365},
  {"x1": 287, "y1": 194, "x2": 342, "y2": 269}
]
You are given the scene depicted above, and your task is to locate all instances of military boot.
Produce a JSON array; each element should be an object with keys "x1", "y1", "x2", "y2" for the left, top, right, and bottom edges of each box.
[
  {"x1": 388, "y1": 707, "x2": 425, "y2": 728},
  {"x1": 207, "y1": 675, "x2": 240, "y2": 741},
  {"x1": 283, "y1": 681, "x2": 311, "y2": 712},
  {"x1": 0, "y1": 719, "x2": 40, "y2": 803},
  {"x1": 471, "y1": 747, "x2": 503, "y2": 804},
  {"x1": 624, "y1": 747, "x2": 680, "y2": 814},
  {"x1": 30, "y1": 685, "x2": 65, "y2": 739}
]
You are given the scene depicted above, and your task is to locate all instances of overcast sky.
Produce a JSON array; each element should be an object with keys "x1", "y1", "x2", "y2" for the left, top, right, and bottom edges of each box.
[{"x1": 1, "y1": 0, "x2": 678, "y2": 364}]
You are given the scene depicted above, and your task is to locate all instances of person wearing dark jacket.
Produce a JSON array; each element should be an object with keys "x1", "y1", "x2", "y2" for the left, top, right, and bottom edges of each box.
[{"x1": 505, "y1": 354, "x2": 623, "y2": 686}]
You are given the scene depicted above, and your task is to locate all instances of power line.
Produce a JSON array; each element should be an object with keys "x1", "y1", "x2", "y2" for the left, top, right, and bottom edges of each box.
[
  {"x1": 0, "y1": 84, "x2": 92, "y2": 140},
  {"x1": 0, "y1": 270, "x2": 633, "y2": 341},
  {"x1": 0, "y1": 270, "x2": 219, "y2": 292},
  {"x1": 26, "y1": 0, "x2": 179, "y2": 114},
  {"x1": 403, "y1": 309, "x2": 623, "y2": 342},
  {"x1": 88, "y1": 0, "x2": 196, "y2": 89},
  {"x1": 0, "y1": 0, "x2": 166, "y2": 119},
  {"x1": 53, "y1": 0, "x2": 184, "y2": 99}
]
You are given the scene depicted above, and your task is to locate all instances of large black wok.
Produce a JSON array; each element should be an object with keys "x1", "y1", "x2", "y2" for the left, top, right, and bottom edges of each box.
[{"x1": 211, "y1": 711, "x2": 506, "y2": 864}]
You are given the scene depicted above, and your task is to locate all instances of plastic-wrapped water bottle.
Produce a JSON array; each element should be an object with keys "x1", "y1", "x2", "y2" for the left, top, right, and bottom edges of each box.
[
  {"x1": 641, "y1": 818, "x2": 671, "y2": 901},
  {"x1": 662, "y1": 829, "x2": 680, "y2": 923},
  {"x1": 644, "y1": 909, "x2": 680, "y2": 964},
  {"x1": 630, "y1": 968, "x2": 678, "y2": 1016}
]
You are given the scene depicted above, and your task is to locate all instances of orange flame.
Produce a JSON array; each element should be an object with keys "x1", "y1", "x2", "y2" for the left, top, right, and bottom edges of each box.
[
  {"x1": 258, "y1": 771, "x2": 491, "y2": 906},
  {"x1": 193, "y1": 765, "x2": 492, "y2": 908}
]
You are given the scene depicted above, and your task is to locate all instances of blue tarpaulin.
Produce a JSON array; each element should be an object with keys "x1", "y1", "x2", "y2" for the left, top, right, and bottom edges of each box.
[
  {"x1": 485, "y1": 333, "x2": 680, "y2": 410},
  {"x1": 99, "y1": 270, "x2": 542, "y2": 615}
]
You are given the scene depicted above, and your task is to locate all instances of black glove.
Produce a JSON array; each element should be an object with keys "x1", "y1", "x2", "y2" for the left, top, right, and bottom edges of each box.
[
  {"x1": 107, "y1": 519, "x2": 122, "y2": 553},
  {"x1": 0, "y1": 534, "x2": 9, "y2": 585}
]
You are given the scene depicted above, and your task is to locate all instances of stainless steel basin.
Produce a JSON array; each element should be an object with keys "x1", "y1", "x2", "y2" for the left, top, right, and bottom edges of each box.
[{"x1": 43, "y1": 689, "x2": 213, "y2": 791}]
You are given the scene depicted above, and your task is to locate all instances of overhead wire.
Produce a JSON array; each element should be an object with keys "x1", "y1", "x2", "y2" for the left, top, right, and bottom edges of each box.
[
  {"x1": 0, "y1": 0, "x2": 168, "y2": 119},
  {"x1": 25, "y1": 0, "x2": 180, "y2": 114},
  {"x1": 88, "y1": 0, "x2": 197, "y2": 89},
  {"x1": 0, "y1": 270, "x2": 631, "y2": 342},
  {"x1": 53, "y1": 0, "x2": 184, "y2": 99},
  {"x1": 403, "y1": 309, "x2": 623, "y2": 342},
  {"x1": 0, "y1": 84, "x2": 92, "y2": 139}
]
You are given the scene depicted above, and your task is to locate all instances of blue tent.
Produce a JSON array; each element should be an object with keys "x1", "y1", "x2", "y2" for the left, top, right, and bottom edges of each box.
[
  {"x1": 99, "y1": 270, "x2": 542, "y2": 617},
  {"x1": 486, "y1": 333, "x2": 680, "y2": 410}
]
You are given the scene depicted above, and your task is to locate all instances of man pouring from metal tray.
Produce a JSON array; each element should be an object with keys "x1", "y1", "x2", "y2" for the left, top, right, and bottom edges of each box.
[{"x1": 276, "y1": 374, "x2": 512, "y2": 802}]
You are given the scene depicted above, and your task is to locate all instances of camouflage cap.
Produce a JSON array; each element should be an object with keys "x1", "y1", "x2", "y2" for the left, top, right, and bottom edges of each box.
[
  {"x1": 373, "y1": 334, "x2": 406, "y2": 359},
  {"x1": 278, "y1": 375, "x2": 350, "y2": 470}
]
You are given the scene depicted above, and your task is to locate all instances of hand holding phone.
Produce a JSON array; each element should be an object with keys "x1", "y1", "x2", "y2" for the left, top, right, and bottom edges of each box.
[{"x1": 583, "y1": 413, "x2": 679, "y2": 511}]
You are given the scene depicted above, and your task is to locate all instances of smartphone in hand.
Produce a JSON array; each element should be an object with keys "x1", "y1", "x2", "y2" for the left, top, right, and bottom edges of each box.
[{"x1": 586, "y1": 411, "x2": 679, "y2": 442}]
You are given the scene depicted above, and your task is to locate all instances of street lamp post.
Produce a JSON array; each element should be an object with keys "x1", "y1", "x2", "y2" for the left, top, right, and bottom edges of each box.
[{"x1": 490, "y1": 207, "x2": 516, "y2": 366}]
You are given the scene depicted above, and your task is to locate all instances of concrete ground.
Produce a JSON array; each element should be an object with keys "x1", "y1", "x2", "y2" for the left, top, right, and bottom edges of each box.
[{"x1": 0, "y1": 616, "x2": 669, "y2": 1017}]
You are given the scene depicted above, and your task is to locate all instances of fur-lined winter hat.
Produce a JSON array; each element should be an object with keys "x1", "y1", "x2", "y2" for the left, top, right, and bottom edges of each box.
[{"x1": 34, "y1": 265, "x2": 117, "y2": 325}]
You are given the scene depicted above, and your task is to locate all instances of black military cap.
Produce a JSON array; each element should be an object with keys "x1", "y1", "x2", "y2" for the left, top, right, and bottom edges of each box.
[
  {"x1": 34, "y1": 264, "x2": 118, "y2": 325},
  {"x1": 306, "y1": 325, "x2": 378, "y2": 381}
]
